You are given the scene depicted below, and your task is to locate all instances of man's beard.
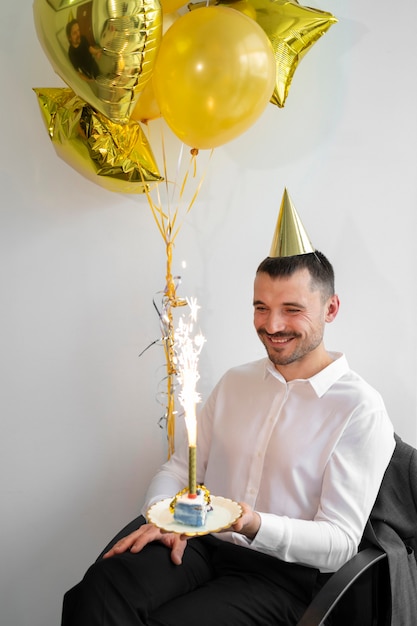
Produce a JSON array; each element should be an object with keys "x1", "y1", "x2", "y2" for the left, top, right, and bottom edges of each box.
[{"x1": 257, "y1": 330, "x2": 323, "y2": 366}]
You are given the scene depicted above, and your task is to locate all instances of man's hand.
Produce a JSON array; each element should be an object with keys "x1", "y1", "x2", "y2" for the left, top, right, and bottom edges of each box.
[
  {"x1": 103, "y1": 523, "x2": 188, "y2": 565},
  {"x1": 231, "y1": 502, "x2": 261, "y2": 540}
]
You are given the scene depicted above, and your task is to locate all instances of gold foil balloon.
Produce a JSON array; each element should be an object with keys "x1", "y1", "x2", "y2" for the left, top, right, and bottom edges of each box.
[
  {"x1": 131, "y1": 10, "x2": 178, "y2": 123},
  {"x1": 152, "y1": 6, "x2": 276, "y2": 149},
  {"x1": 246, "y1": 0, "x2": 337, "y2": 107},
  {"x1": 34, "y1": 87, "x2": 162, "y2": 193},
  {"x1": 189, "y1": 0, "x2": 337, "y2": 108},
  {"x1": 33, "y1": 0, "x2": 162, "y2": 124}
]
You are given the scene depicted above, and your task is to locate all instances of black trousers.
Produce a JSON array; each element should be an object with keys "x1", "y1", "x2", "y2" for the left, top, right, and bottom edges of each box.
[{"x1": 61, "y1": 515, "x2": 322, "y2": 626}]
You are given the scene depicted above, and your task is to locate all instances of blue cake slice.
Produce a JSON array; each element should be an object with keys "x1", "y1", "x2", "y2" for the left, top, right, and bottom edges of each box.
[{"x1": 173, "y1": 488, "x2": 211, "y2": 527}]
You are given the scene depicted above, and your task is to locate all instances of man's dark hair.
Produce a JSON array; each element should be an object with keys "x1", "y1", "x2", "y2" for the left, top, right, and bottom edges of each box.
[
  {"x1": 66, "y1": 19, "x2": 79, "y2": 41},
  {"x1": 256, "y1": 251, "x2": 335, "y2": 300}
]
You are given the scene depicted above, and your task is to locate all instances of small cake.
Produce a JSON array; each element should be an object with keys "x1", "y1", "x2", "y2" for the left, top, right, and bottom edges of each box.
[{"x1": 170, "y1": 486, "x2": 212, "y2": 527}]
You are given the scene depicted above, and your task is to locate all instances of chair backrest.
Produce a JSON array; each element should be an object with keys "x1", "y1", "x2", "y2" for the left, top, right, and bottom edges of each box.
[
  {"x1": 296, "y1": 548, "x2": 390, "y2": 626},
  {"x1": 367, "y1": 434, "x2": 417, "y2": 547},
  {"x1": 297, "y1": 434, "x2": 417, "y2": 626},
  {"x1": 361, "y1": 433, "x2": 417, "y2": 624}
]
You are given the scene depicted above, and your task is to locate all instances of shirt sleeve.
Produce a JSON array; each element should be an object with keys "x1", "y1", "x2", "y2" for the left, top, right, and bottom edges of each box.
[
  {"x1": 141, "y1": 418, "x2": 191, "y2": 516},
  {"x1": 250, "y1": 407, "x2": 395, "y2": 572}
]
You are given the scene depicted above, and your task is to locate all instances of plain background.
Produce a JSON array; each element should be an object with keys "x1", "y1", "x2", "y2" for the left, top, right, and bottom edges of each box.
[{"x1": 1, "y1": 1, "x2": 416, "y2": 625}]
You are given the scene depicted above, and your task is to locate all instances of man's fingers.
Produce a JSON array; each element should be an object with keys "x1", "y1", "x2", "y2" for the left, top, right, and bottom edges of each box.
[
  {"x1": 103, "y1": 535, "x2": 137, "y2": 558},
  {"x1": 170, "y1": 537, "x2": 187, "y2": 565},
  {"x1": 103, "y1": 524, "x2": 162, "y2": 558},
  {"x1": 102, "y1": 524, "x2": 189, "y2": 565},
  {"x1": 159, "y1": 533, "x2": 188, "y2": 565}
]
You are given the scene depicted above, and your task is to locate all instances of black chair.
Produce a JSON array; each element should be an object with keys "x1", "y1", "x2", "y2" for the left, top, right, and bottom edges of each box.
[
  {"x1": 296, "y1": 433, "x2": 417, "y2": 625},
  {"x1": 296, "y1": 547, "x2": 389, "y2": 625}
]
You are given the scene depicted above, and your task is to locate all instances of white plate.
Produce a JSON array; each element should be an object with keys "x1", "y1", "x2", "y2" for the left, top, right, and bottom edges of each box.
[{"x1": 146, "y1": 495, "x2": 242, "y2": 536}]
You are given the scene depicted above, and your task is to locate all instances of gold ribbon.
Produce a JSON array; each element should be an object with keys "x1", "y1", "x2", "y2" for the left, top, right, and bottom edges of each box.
[{"x1": 141, "y1": 137, "x2": 213, "y2": 457}]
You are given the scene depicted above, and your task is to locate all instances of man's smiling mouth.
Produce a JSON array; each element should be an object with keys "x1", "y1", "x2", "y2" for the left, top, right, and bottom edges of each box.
[{"x1": 269, "y1": 336, "x2": 293, "y2": 344}]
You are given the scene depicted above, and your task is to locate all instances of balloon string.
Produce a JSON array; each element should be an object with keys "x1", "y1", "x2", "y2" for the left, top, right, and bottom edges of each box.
[
  {"x1": 163, "y1": 241, "x2": 188, "y2": 456},
  {"x1": 140, "y1": 126, "x2": 213, "y2": 457}
]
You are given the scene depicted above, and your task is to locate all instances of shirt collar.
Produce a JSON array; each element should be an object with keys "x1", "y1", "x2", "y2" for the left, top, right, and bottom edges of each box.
[{"x1": 264, "y1": 352, "x2": 349, "y2": 398}]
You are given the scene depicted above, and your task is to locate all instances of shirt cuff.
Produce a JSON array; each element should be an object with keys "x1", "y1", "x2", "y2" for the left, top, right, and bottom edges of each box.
[{"x1": 251, "y1": 512, "x2": 289, "y2": 557}]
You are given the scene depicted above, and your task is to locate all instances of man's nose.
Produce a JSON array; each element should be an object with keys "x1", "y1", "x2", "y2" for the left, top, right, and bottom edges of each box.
[{"x1": 264, "y1": 311, "x2": 286, "y2": 334}]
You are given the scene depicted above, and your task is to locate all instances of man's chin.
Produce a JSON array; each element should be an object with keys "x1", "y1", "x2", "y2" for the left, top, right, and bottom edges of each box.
[
  {"x1": 269, "y1": 355, "x2": 296, "y2": 367},
  {"x1": 265, "y1": 347, "x2": 297, "y2": 367}
]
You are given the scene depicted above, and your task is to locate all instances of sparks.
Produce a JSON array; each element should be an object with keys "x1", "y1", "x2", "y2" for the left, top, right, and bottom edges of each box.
[{"x1": 175, "y1": 299, "x2": 206, "y2": 446}]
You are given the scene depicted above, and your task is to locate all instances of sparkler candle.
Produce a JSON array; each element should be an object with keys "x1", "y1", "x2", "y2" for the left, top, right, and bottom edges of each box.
[{"x1": 175, "y1": 298, "x2": 206, "y2": 497}]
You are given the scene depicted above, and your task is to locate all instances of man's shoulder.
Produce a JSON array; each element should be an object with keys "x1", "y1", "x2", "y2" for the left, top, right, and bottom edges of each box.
[
  {"x1": 339, "y1": 366, "x2": 382, "y2": 392},
  {"x1": 333, "y1": 367, "x2": 387, "y2": 413}
]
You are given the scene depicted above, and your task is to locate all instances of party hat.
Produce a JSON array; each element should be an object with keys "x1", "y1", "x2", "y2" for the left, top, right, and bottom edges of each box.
[{"x1": 270, "y1": 188, "x2": 315, "y2": 257}]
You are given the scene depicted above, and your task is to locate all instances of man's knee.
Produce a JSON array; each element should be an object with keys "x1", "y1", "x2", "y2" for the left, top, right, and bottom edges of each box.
[{"x1": 82, "y1": 554, "x2": 138, "y2": 594}]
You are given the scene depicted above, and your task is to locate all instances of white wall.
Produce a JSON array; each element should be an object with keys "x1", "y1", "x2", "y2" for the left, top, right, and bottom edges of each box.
[{"x1": 1, "y1": 1, "x2": 416, "y2": 625}]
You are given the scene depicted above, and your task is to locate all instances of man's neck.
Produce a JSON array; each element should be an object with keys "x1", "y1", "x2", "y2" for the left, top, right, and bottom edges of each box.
[{"x1": 274, "y1": 349, "x2": 334, "y2": 382}]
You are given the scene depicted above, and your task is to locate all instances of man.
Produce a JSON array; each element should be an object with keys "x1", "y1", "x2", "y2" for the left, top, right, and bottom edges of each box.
[
  {"x1": 61, "y1": 190, "x2": 395, "y2": 625},
  {"x1": 66, "y1": 19, "x2": 101, "y2": 80}
]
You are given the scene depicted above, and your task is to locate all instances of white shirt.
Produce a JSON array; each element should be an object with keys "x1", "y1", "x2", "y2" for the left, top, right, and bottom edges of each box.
[{"x1": 143, "y1": 353, "x2": 395, "y2": 572}]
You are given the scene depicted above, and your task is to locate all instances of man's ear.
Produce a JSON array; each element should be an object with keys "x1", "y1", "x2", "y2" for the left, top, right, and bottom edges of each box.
[{"x1": 325, "y1": 294, "x2": 340, "y2": 323}]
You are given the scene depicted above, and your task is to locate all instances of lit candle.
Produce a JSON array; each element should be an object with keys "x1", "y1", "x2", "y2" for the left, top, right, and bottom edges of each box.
[
  {"x1": 175, "y1": 298, "x2": 205, "y2": 497},
  {"x1": 188, "y1": 445, "x2": 197, "y2": 497}
]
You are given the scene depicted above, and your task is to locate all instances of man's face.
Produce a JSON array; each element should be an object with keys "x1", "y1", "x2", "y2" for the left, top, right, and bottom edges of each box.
[
  {"x1": 253, "y1": 268, "x2": 338, "y2": 375},
  {"x1": 69, "y1": 23, "x2": 81, "y2": 48}
]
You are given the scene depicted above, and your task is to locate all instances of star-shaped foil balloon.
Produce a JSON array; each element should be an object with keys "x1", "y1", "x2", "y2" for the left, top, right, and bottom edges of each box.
[
  {"x1": 189, "y1": 0, "x2": 337, "y2": 107},
  {"x1": 34, "y1": 87, "x2": 162, "y2": 194},
  {"x1": 241, "y1": 0, "x2": 337, "y2": 107}
]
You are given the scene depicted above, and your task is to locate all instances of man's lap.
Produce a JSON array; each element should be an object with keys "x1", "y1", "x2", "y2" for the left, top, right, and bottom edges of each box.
[
  {"x1": 63, "y1": 516, "x2": 319, "y2": 626},
  {"x1": 148, "y1": 542, "x2": 313, "y2": 626}
]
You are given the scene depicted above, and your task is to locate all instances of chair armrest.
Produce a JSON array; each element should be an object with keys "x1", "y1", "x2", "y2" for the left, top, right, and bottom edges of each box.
[{"x1": 296, "y1": 548, "x2": 387, "y2": 626}]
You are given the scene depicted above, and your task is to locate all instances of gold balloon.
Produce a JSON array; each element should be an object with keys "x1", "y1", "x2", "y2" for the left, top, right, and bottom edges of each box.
[
  {"x1": 189, "y1": 0, "x2": 337, "y2": 108},
  {"x1": 34, "y1": 87, "x2": 162, "y2": 193},
  {"x1": 188, "y1": 0, "x2": 256, "y2": 20},
  {"x1": 236, "y1": 0, "x2": 337, "y2": 107},
  {"x1": 130, "y1": 10, "x2": 179, "y2": 123},
  {"x1": 224, "y1": 0, "x2": 257, "y2": 19},
  {"x1": 131, "y1": 77, "x2": 161, "y2": 123},
  {"x1": 152, "y1": 6, "x2": 276, "y2": 149},
  {"x1": 33, "y1": 0, "x2": 162, "y2": 124},
  {"x1": 160, "y1": 0, "x2": 186, "y2": 13}
]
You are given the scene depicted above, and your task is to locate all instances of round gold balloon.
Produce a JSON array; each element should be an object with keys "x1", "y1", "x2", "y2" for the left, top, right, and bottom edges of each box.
[
  {"x1": 152, "y1": 6, "x2": 276, "y2": 149},
  {"x1": 33, "y1": 0, "x2": 162, "y2": 124},
  {"x1": 131, "y1": 77, "x2": 161, "y2": 123},
  {"x1": 224, "y1": 0, "x2": 257, "y2": 19},
  {"x1": 160, "y1": 0, "x2": 186, "y2": 13},
  {"x1": 189, "y1": 0, "x2": 256, "y2": 20},
  {"x1": 34, "y1": 87, "x2": 162, "y2": 193}
]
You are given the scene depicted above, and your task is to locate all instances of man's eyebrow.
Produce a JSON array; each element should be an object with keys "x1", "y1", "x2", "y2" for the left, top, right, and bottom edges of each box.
[
  {"x1": 282, "y1": 301, "x2": 306, "y2": 308},
  {"x1": 253, "y1": 299, "x2": 306, "y2": 308}
]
